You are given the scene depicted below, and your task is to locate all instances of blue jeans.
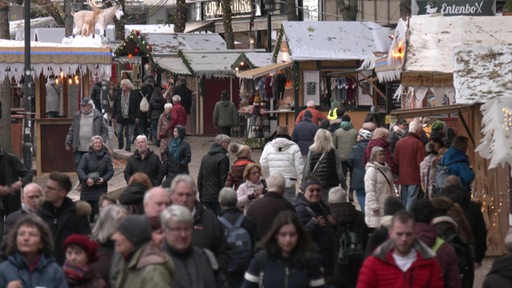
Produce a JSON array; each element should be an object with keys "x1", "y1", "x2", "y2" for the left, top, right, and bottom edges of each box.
[
  {"x1": 283, "y1": 187, "x2": 297, "y2": 202},
  {"x1": 400, "y1": 184, "x2": 421, "y2": 210},
  {"x1": 73, "y1": 151, "x2": 87, "y2": 167},
  {"x1": 355, "y1": 188, "x2": 366, "y2": 214},
  {"x1": 116, "y1": 122, "x2": 135, "y2": 151},
  {"x1": 151, "y1": 119, "x2": 158, "y2": 142}
]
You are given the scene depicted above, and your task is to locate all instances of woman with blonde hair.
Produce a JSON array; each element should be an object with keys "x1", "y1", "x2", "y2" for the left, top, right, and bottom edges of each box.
[
  {"x1": 118, "y1": 172, "x2": 153, "y2": 214},
  {"x1": 303, "y1": 129, "x2": 344, "y2": 202},
  {"x1": 111, "y1": 78, "x2": 139, "y2": 152},
  {"x1": 363, "y1": 127, "x2": 395, "y2": 173},
  {"x1": 77, "y1": 135, "x2": 114, "y2": 222},
  {"x1": 364, "y1": 146, "x2": 394, "y2": 228}
]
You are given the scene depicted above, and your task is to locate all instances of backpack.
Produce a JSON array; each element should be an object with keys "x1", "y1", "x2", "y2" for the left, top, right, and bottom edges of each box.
[
  {"x1": 218, "y1": 214, "x2": 253, "y2": 272},
  {"x1": 432, "y1": 159, "x2": 466, "y2": 196},
  {"x1": 432, "y1": 233, "x2": 473, "y2": 285},
  {"x1": 337, "y1": 224, "x2": 365, "y2": 264},
  {"x1": 139, "y1": 94, "x2": 149, "y2": 112}
]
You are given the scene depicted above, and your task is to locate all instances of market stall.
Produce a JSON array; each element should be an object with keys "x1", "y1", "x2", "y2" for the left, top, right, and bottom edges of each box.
[
  {"x1": 0, "y1": 40, "x2": 112, "y2": 175},
  {"x1": 238, "y1": 21, "x2": 392, "y2": 133},
  {"x1": 387, "y1": 15, "x2": 512, "y2": 255}
]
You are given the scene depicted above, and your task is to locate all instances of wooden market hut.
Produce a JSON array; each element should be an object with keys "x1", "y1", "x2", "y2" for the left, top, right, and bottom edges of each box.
[
  {"x1": 0, "y1": 40, "x2": 112, "y2": 175},
  {"x1": 385, "y1": 15, "x2": 512, "y2": 255},
  {"x1": 237, "y1": 21, "x2": 392, "y2": 133}
]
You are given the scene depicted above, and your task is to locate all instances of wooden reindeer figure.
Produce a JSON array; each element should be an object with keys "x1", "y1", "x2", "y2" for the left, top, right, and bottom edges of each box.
[
  {"x1": 81, "y1": 8, "x2": 101, "y2": 37},
  {"x1": 72, "y1": 2, "x2": 124, "y2": 37}
]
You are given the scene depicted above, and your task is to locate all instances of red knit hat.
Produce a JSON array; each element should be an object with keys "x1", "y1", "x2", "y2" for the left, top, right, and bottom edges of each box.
[{"x1": 64, "y1": 234, "x2": 99, "y2": 264}]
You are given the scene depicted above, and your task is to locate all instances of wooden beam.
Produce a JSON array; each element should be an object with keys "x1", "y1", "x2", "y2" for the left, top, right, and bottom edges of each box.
[{"x1": 358, "y1": 73, "x2": 387, "y2": 101}]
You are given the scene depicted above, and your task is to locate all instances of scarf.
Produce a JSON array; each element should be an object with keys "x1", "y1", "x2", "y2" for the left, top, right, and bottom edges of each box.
[
  {"x1": 169, "y1": 137, "x2": 182, "y2": 162},
  {"x1": 63, "y1": 261, "x2": 94, "y2": 285}
]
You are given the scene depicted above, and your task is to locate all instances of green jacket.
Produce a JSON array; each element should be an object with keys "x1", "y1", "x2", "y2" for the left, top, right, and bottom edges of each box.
[{"x1": 116, "y1": 242, "x2": 174, "y2": 288}]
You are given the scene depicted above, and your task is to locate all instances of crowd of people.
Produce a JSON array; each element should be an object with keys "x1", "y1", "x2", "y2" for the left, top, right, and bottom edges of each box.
[{"x1": 0, "y1": 83, "x2": 506, "y2": 288}]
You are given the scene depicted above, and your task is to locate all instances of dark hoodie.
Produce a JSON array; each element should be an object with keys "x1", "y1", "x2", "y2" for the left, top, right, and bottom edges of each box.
[
  {"x1": 197, "y1": 143, "x2": 230, "y2": 202},
  {"x1": 414, "y1": 222, "x2": 460, "y2": 288},
  {"x1": 483, "y1": 254, "x2": 512, "y2": 287}
]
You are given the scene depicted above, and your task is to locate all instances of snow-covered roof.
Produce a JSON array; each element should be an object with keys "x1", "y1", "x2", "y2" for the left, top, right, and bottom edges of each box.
[
  {"x1": 182, "y1": 51, "x2": 241, "y2": 78},
  {"x1": 145, "y1": 33, "x2": 227, "y2": 56},
  {"x1": 243, "y1": 52, "x2": 272, "y2": 67},
  {"x1": 406, "y1": 15, "x2": 512, "y2": 73},
  {"x1": 454, "y1": 46, "x2": 512, "y2": 104},
  {"x1": 281, "y1": 21, "x2": 392, "y2": 61}
]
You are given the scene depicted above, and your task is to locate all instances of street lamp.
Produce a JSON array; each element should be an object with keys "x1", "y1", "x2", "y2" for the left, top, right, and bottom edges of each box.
[
  {"x1": 23, "y1": 0, "x2": 32, "y2": 170},
  {"x1": 266, "y1": 0, "x2": 275, "y2": 52}
]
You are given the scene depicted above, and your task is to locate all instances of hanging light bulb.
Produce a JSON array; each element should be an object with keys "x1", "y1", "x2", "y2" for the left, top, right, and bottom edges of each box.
[
  {"x1": 68, "y1": 78, "x2": 72, "y2": 85},
  {"x1": 74, "y1": 75, "x2": 79, "y2": 85}
]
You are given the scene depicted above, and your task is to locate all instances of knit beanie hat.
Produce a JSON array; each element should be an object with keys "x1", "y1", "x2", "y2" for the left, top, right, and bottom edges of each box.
[
  {"x1": 383, "y1": 196, "x2": 405, "y2": 216},
  {"x1": 301, "y1": 177, "x2": 322, "y2": 192},
  {"x1": 64, "y1": 234, "x2": 99, "y2": 264},
  {"x1": 117, "y1": 215, "x2": 151, "y2": 247}
]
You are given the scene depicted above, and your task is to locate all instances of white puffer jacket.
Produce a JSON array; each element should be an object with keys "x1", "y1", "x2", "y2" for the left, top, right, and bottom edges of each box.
[
  {"x1": 260, "y1": 136, "x2": 304, "y2": 188},
  {"x1": 364, "y1": 162, "x2": 394, "y2": 228}
]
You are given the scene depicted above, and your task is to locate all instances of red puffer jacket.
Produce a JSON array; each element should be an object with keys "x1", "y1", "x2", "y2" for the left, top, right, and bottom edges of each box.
[{"x1": 357, "y1": 239, "x2": 444, "y2": 288}]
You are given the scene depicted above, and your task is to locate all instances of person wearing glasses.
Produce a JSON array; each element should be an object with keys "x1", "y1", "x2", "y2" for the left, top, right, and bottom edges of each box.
[
  {"x1": 293, "y1": 176, "x2": 336, "y2": 281},
  {"x1": 161, "y1": 204, "x2": 227, "y2": 288}
]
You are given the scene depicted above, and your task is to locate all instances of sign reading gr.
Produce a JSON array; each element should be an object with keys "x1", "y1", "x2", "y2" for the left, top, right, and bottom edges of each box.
[
  {"x1": 205, "y1": 0, "x2": 252, "y2": 18},
  {"x1": 413, "y1": 0, "x2": 495, "y2": 16}
]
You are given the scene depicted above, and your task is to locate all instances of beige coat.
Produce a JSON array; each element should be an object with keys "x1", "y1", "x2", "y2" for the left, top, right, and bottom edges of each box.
[{"x1": 364, "y1": 162, "x2": 394, "y2": 228}]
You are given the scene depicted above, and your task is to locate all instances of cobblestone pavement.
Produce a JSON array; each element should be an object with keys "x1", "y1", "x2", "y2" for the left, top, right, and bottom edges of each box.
[{"x1": 35, "y1": 135, "x2": 494, "y2": 287}]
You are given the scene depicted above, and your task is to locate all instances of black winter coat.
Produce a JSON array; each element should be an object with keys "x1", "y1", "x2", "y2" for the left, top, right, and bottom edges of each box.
[
  {"x1": 111, "y1": 90, "x2": 140, "y2": 124},
  {"x1": 37, "y1": 198, "x2": 91, "y2": 265},
  {"x1": 304, "y1": 148, "x2": 343, "y2": 189},
  {"x1": 294, "y1": 193, "x2": 336, "y2": 277},
  {"x1": 191, "y1": 201, "x2": 230, "y2": 270},
  {"x1": 123, "y1": 149, "x2": 163, "y2": 186},
  {"x1": 483, "y1": 254, "x2": 512, "y2": 288},
  {"x1": 77, "y1": 147, "x2": 114, "y2": 201},
  {"x1": 0, "y1": 149, "x2": 32, "y2": 215},
  {"x1": 148, "y1": 92, "x2": 166, "y2": 121},
  {"x1": 89, "y1": 82, "x2": 102, "y2": 111},
  {"x1": 348, "y1": 140, "x2": 369, "y2": 190},
  {"x1": 197, "y1": 143, "x2": 229, "y2": 202}
]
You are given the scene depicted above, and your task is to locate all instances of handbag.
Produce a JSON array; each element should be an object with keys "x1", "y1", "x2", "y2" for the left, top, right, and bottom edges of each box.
[{"x1": 139, "y1": 92, "x2": 149, "y2": 112}]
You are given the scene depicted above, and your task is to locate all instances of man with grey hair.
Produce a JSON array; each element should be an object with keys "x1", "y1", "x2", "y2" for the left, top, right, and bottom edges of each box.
[
  {"x1": 4, "y1": 183, "x2": 42, "y2": 236},
  {"x1": 124, "y1": 135, "x2": 163, "y2": 186},
  {"x1": 197, "y1": 134, "x2": 231, "y2": 215},
  {"x1": 169, "y1": 174, "x2": 230, "y2": 270},
  {"x1": 65, "y1": 97, "x2": 108, "y2": 167},
  {"x1": 143, "y1": 187, "x2": 171, "y2": 218},
  {"x1": 169, "y1": 94, "x2": 187, "y2": 132},
  {"x1": 394, "y1": 119, "x2": 425, "y2": 210},
  {"x1": 161, "y1": 204, "x2": 227, "y2": 287},
  {"x1": 246, "y1": 172, "x2": 296, "y2": 240}
]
